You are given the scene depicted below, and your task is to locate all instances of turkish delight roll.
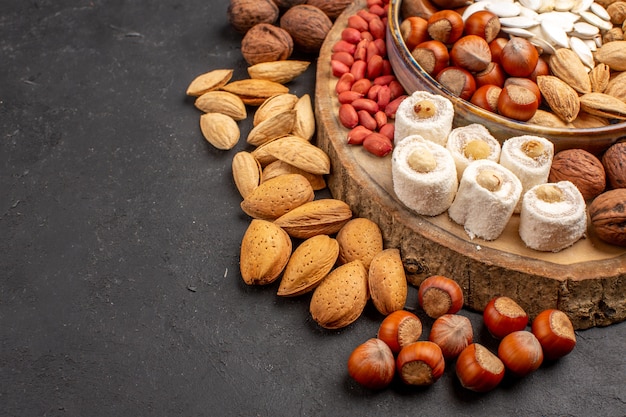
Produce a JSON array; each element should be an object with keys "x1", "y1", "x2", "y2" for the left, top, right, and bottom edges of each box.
[
  {"x1": 392, "y1": 134, "x2": 458, "y2": 216},
  {"x1": 393, "y1": 91, "x2": 454, "y2": 146},
  {"x1": 519, "y1": 181, "x2": 587, "y2": 252},
  {"x1": 446, "y1": 124, "x2": 501, "y2": 180},
  {"x1": 448, "y1": 160, "x2": 522, "y2": 241},
  {"x1": 499, "y1": 135, "x2": 554, "y2": 213}
]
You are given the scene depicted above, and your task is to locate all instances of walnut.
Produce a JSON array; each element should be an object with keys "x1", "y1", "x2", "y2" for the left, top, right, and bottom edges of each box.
[
  {"x1": 589, "y1": 189, "x2": 626, "y2": 247},
  {"x1": 602, "y1": 142, "x2": 626, "y2": 189},
  {"x1": 280, "y1": 4, "x2": 332, "y2": 53},
  {"x1": 305, "y1": 0, "x2": 354, "y2": 20},
  {"x1": 227, "y1": 0, "x2": 279, "y2": 34},
  {"x1": 549, "y1": 149, "x2": 606, "y2": 200},
  {"x1": 241, "y1": 23, "x2": 294, "y2": 65}
]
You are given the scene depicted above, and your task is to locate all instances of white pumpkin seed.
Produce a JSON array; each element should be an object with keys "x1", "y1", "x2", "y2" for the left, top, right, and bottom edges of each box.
[
  {"x1": 501, "y1": 26, "x2": 537, "y2": 37},
  {"x1": 569, "y1": 36, "x2": 595, "y2": 68},
  {"x1": 584, "y1": 38, "x2": 597, "y2": 51},
  {"x1": 529, "y1": 35, "x2": 557, "y2": 53},
  {"x1": 538, "y1": 0, "x2": 556, "y2": 13},
  {"x1": 555, "y1": 0, "x2": 576, "y2": 11},
  {"x1": 579, "y1": 11, "x2": 613, "y2": 30},
  {"x1": 499, "y1": 15, "x2": 538, "y2": 27},
  {"x1": 570, "y1": 21, "x2": 600, "y2": 38},
  {"x1": 571, "y1": 0, "x2": 593, "y2": 14},
  {"x1": 486, "y1": 1, "x2": 522, "y2": 17},
  {"x1": 541, "y1": 20, "x2": 571, "y2": 47},
  {"x1": 589, "y1": 2, "x2": 610, "y2": 21},
  {"x1": 519, "y1": 0, "x2": 542, "y2": 11},
  {"x1": 462, "y1": 1, "x2": 490, "y2": 20}
]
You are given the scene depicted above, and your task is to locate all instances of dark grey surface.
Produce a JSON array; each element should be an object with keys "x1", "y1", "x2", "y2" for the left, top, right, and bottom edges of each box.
[{"x1": 1, "y1": 1, "x2": 625, "y2": 416}]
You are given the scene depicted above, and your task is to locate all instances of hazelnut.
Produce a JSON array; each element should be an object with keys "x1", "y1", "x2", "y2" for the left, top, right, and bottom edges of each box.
[
  {"x1": 477, "y1": 169, "x2": 502, "y2": 192},
  {"x1": 413, "y1": 99, "x2": 436, "y2": 118},
  {"x1": 407, "y1": 148, "x2": 437, "y2": 173},
  {"x1": 464, "y1": 140, "x2": 491, "y2": 160},
  {"x1": 227, "y1": 0, "x2": 279, "y2": 34},
  {"x1": 241, "y1": 23, "x2": 294, "y2": 65},
  {"x1": 602, "y1": 142, "x2": 626, "y2": 189},
  {"x1": 589, "y1": 189, "x2": 626, "y2": 246},
  {"x1": 534, "y1": 184, "x2": 564, "y2": 203},
  {"x1": 549, "y1": 149, "x2": 606, "y2": 201},
  {"x1": 280, "y1": 5, "x2": 332, "y2": 53}
]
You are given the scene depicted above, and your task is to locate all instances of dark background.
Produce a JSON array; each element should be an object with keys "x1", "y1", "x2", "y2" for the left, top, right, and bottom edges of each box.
[{"x1": 1, "y1": 1, "x2": 625, "y2": 416}]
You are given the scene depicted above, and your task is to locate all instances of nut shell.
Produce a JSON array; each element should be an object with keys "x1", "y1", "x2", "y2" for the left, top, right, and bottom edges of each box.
[
  {"x1": 241, "y1": 23, "x2": 294, "y2": 65},
  {"x1": 309, "y1": 260, "x2": 369, "y2": 329},
  {"x1": 336, "y1": 217, "x2": 384, "y2": 270},
  {"x1": 602, "y1": 142, "x2": 626, "y2": 189},
  {"x1": 306, "y1": 0, "x2": 353, "y2": 19},
  {"x1": 227, "y1": 0, "x2": 279, "y2": 33},
  {"x1": 589, "y1": 189, "x2": 626, "y2": 246},
  {"x1": 549, "y1": 149, "x2": 606, "y2": 201},
  {"x1": 240, "y1": 219, "x2": 292, "y2": 285},
  {"x1": 280, "y1": 5, "x2": 333, "y2": 53}
]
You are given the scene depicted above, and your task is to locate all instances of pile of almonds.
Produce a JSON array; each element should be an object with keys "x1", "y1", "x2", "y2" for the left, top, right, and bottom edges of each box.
[{"x1": 186, "y1": 59, "x2": 411, "y2": 330}]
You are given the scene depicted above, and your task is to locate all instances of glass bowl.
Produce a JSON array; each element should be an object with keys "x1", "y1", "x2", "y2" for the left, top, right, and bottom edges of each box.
[{"x1": 386, "y1": 0, "x2": 626, "y2": 154}]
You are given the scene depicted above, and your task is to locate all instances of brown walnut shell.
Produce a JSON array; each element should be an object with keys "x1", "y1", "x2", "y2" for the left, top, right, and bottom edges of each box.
[
  {"x1": 589, "y1": 189, "x2": 626, "y2": 247},
  {"x1": 227, "y1": 0, "x2": 279, "y2": 34},
  {"x1": 549, "y1": 149, "x2": 606, "y2": 201},
  {"x1": 305, "y1": 0, "x2": 353, "y2": 19},
  {"x1": 273, "y1": 0, "x2": 307, "y2": 10},
  {"x1": 602, "y1": 142, "x2": 626, "y2": 189},
  {"x1": 241, "y1": 23, "x2": 294, "y2": 65},
  {"x1": 280, "y1": 4, "x2": 333, "y2": 53}
]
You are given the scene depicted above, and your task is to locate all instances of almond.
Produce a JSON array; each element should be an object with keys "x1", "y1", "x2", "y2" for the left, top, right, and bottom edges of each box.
[
  {"x1": 221, "y1": 79, "x2": 290, "y2": 106},
  {"x1": 594, "y1": 40, "x2": 626, "y2": 71},
  {"x1": 274, "y1": 198, "x2": 353, "y2": 239},
  {"x1": 309, "y1": 260, "x2": 369, "y2": 329},
  {"x1": 186, "y1": 68, "x2": 233, "y2": 96},
  {"x1": 199, "y1": 112, "x2": 240, "y2": 150},
  {"x1": 240, "y1": 173, "x2": 314, "y2": 220},
  {"x1": 254, "y1": 93, "x2": 298, "y2": 126},
  {"x1": 240, "y1": 219, "x2": 292, "y2": 285},
  {"x1": 548, "y1": 48, "x2": 591, "y2": 94},
  {"x1": 579, "y1": 92, "x2": 626, "y2": 120},
  {"x1": 589, "y1": 63, "x2": 611, "y2": 93},
  {"x1": 605, "y1": 71, "x2": 626, "y2": 102},
  {"x1": 260, "y1": 135, "x2": 331, "y2": 175},
  {"x1": 292, "y1": 93, "x2": 316, "y2": 141},
  {"x1": 232, "y1": 151, "x2": 262, "y2": 199},
  {"x1": 247, "y1": 110, "x2": 297, "y2": 146},
  {"x1": 537, "y1": 75, "x2": 580, "y2": 123},
  {"x1": 368, "y1": 249, "x2": 408, "y2": 316},
  {"x1": 277, "y1": 234, "x2": 339, "y2": 297},
  {"x1": 262, "y1": 159, "x2": 326, "y2": 190},
  {"x1": 247, "y1": 60, "x2": 311, "y2": 84},
  {"x1": 336, "y1": 217, "x2": 384, "y2": 270},
  {"x1": 194, "y1": 91, "x2": 247, "y2": 121}
]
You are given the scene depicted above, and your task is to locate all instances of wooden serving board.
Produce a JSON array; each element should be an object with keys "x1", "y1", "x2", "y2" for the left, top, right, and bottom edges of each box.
[{"x1": 314, "y1": 0, "x2": 626, "y2": 329}]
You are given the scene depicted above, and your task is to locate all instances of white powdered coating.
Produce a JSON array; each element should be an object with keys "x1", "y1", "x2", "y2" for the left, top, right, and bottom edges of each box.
[
  {"x1": 519, "y1": 181, "x2": 587, "y2": 252},
  {"x1": 500, "y1": 135, "x2": 554, "y2": 213},
  {"x1": 446, "y1": 124, "x2": 502, "y2": 180},
  {"x1": 394, "y1": 91, "x2": 454, "y2": 146},
  {"x1": 392, "y1": 135, "x2": 458, "y2": 216},
  {"x1": 448, "y1": 160, "x2": 522, "y2": 241}
]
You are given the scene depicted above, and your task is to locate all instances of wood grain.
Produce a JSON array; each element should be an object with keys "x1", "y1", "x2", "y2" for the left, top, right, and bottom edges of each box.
[{"x1": 314, "y1": 0, "x2": 626, "y2": 329}]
